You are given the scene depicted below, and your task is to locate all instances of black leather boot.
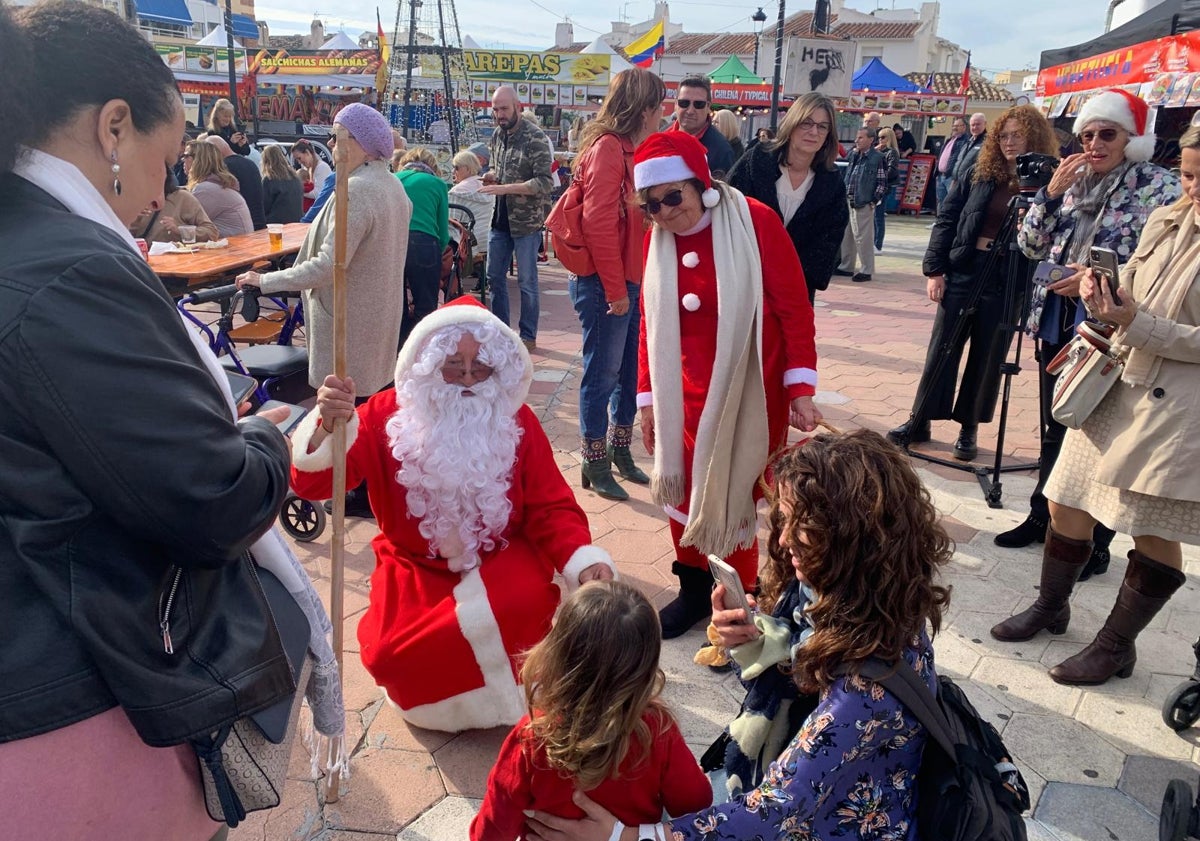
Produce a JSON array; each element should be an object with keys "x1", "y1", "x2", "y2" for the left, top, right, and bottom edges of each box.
[
  {"x1": 1077, "y1": 547, "x2": 1111, "y2": 582},
  {"x1": 660, "y1": 562, "x2": 714, "y2": 639},
  {"x1": 887, "y1": 416, "x2": 931, "y2": 446},
  {"x1": 994, "y1": 515, "x2": 1048, "y2": 548},
  {"x1": 953, "y1": 424, "x2": 978, "y2": 461}
]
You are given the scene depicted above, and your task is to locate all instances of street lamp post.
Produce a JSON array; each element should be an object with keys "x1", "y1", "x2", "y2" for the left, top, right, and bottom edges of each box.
[
  {"x1": 769, "y1": 0, "x2": 784, "y2": 132},
  {"x1": 222, "y1": 0, "x2": 238, "y2": 116},
  {"x1": 752, "y1": 7, "x2": 767, "y2": 76}
]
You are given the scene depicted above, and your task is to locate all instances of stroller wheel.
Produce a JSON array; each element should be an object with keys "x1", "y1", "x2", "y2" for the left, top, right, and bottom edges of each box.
[
  {"x1": 1163, "y1": 681, "x2": 1200, "y2": 732},
  {"x1": 280, "y1": 494, "x2": 327, "y2": 542},
  {"x1": 1160, "y1": 778, "x2": 1196, "y2": 841}
]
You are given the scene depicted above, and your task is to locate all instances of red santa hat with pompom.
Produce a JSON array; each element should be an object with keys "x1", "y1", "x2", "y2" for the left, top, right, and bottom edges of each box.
[
  {"x1": 634, "y1": 130, "x2": 721, "y2": 208},
  {"x1": 1073, "y1": 89, "x2": 1156, "y2": 163}
]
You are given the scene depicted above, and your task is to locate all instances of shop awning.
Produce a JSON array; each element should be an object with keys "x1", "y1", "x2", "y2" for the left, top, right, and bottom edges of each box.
[
  {"x1": 852, "y1": 58, "x2": 927, "y2": 93},
  {"x1": 136, "y1": 0, "x2": 192, "y2": 27},
  {"x1": 230, "y1": 13, "x2": 259, "y2": 39}
]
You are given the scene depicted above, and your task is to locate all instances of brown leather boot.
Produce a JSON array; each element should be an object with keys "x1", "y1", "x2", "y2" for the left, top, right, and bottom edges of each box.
[
  {"x1": 1049, "y1": 551, "x2": 1186, "y2": 686},
  {"x1": 990, "y1": 528, "x2": 1092, "y2": 642}
]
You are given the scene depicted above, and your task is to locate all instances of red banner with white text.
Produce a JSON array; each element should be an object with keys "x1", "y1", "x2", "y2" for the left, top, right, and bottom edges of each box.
[{"x1": 1038, "y1": 31, "x2": 1200, "y2": 97}]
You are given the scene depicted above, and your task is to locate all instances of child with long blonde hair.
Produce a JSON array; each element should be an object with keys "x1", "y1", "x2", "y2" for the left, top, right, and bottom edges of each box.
[{"x1": 471, "y1": 580, "x2": 711, "y2": 840}]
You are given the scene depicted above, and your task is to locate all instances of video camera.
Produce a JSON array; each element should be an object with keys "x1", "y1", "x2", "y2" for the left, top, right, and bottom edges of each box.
[{"x1": 1016, "y1": 153, "x2": 1059, "y2": 194}]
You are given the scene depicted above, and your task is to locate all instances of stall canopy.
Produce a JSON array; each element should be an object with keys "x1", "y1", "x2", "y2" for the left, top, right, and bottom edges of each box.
[
  {"x1": 709, "y1": 54, "x2": 763, "y2": 84},
  {"x1": 136, "y1": 0, "x2": 192, "y2": 27},
  {"x1": 581, "y1": 37, "x2": 635, "y2": 74},
  {"x1": 852, "y1": 58, "x2": 927, "y2": 93},
  {"x1": 1040, "y1": 0, "x2": 1200, "y2": 69},
  {"x1": 229, "y1": 13, "x2": 259, "y2": 39},
  {"x1": 322, "y1": 31, "x2": 360, "y2": 50},
  {"x1": 195, "y1": 23, "x2": 228, "y2": 46}
]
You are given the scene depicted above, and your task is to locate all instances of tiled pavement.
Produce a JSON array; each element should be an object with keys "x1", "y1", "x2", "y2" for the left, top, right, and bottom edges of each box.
[{"x1": 230, "y1": 215, "x2": 1200, "y2": 841}]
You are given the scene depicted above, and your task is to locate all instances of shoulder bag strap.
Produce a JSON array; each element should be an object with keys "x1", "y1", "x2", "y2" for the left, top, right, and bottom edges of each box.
[{"x1": 852, "y1": 658, "x2": 958, "y2": 761}]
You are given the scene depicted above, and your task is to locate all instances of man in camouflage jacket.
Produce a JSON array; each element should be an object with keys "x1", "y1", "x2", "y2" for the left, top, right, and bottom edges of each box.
[{"x1": 481, "y1": 85, "x2": 553, "y2": 348}]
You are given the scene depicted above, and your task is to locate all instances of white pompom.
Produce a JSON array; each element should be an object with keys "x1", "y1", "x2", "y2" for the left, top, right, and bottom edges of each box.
[
  {"x1": 682, "y1": 251, "x2": 700, "y2": 268},
  {"x1": 701, "y1": 187, "x2": 720, "y2": 208},
  {"x1": 682, "y1": 293, "x2": 701, "y2": 312}
]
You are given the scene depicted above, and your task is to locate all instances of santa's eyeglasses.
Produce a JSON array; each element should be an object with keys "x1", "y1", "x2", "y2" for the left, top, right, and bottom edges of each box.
[
  {"x1": 442, "y1": 360, "x2": 494, "y2": 382},
  {"x1": 639, "y1": 189, "x2": 686, "y2": 216}
]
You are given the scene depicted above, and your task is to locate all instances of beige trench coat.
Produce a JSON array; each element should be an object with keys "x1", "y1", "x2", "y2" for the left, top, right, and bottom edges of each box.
[
  {"x1": 1096, "y1": 200, "x2": 1200, "y2": 502},
  {"x1": 260, "y1": 160, "x2": 412, "y2": 393}
]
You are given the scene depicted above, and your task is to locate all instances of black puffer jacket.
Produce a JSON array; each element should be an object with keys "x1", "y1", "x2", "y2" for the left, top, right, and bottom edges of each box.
[
  {"x1": 922, "y1": 166, "x2": 1001, "y2": 277},
  {"x1": 727, "y1": 143, "x2": 849, "y2": 293},
  {"x1": 0, "y1": 175, "x2": 292, "y2": 742}
]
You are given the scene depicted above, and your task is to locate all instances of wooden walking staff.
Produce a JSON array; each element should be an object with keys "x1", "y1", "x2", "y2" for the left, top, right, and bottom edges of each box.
[{"x1": 324, "y1": 121, "x2": 351, "y2": 805}]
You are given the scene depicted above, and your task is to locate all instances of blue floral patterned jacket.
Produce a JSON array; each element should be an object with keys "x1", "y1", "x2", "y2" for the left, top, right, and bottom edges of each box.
[
  {"x1": 1017, "y1": 161, "x2": 1179, "y2": 336},
  {"x1": 672, "y1": 634, "x2": 935, "y2": 841}
]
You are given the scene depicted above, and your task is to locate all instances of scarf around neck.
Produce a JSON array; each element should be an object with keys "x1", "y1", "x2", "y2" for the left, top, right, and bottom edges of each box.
[{"x1": 643, "y1": 181, "x2": 768, "y2": 558}]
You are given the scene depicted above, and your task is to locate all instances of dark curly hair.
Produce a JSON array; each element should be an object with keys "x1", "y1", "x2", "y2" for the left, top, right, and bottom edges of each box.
[{"x1": 759, "y1": 430, "x2": 953, "y2": 694}]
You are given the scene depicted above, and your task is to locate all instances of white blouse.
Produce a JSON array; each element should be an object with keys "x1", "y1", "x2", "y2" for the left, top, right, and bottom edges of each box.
[{"x1": 775, "y1": 167, "x2": 814, "y2": 227}]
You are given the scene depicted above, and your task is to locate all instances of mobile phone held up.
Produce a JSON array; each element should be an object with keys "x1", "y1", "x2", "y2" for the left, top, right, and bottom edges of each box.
[
  {"x1": 708, "y1": 554, "x2": 756, "y2": 616},
  {"x1": 224, "y1": 370, "x2": 258, "y2": 405},
  {"x1": 257, "y1": 400, "x2": 309, "y2": 435},
  {"x1": 1089, "y1": 246, "x2": 1123, "y2": 305}
]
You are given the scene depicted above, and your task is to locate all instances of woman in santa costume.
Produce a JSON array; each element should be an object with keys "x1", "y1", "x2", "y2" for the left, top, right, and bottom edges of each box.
[
  {"x1": 634, "y1": 131, "x2": 821, "y2": 639},
  {"x1": 290, "y1": 296, "x2": 615, "y2": 732}
]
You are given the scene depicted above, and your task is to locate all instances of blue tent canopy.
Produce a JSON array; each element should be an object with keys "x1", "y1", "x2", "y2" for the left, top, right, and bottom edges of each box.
[
  {"x1": 230, "y1": 13, "x2": 259, "y2": 38},
  {"x1": 136, "y1": 0, "x2": 192, "y2": 26},
  {"x1": 852, "y1": 58, "x2": 927, "y2": 93}
]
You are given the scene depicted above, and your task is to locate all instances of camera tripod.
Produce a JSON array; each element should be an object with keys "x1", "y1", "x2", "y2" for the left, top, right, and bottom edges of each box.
[{"x1": 894, "y1": 193, "x2": 1041, "y2": 509}]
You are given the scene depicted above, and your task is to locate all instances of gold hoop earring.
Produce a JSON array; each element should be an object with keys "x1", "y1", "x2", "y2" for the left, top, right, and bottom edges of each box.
[{"x1": 111, "y1": 152, "x2": 122, "y2": 196}]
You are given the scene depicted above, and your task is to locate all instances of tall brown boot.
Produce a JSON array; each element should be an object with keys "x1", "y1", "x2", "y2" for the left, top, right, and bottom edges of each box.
[
  {"x1": 990, "y1": 528, "x2": 1092, "y2": 642},
  {"x1": 1049, "y1": 550, "x2": 1187, "y2": 686}
]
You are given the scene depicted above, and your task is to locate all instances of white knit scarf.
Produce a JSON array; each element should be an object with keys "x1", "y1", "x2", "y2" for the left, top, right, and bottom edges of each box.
[{"x1": 643, "y1": 182, "x2": 768, "y2": 557}]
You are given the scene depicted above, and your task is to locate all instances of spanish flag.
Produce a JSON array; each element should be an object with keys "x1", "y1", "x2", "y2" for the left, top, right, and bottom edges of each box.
[
  {"x1": 623, "y1": 20, "x2": 664, "y2": 69},
  {"x1": 376, "y1": 8, "x2": 390, "y2": 92}
]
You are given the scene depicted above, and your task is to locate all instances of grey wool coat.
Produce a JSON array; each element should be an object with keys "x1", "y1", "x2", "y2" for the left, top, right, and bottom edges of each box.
[{"x1": 260, "y1": 160, "x2": 412, "y2": 392}]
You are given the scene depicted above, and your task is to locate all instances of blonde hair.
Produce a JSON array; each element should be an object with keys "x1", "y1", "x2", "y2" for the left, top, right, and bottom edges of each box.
[
  {"x1": 261, "y1": 144, "x2": 300, "y2": 182},
  {"x1": 876, "y1": 127, "x2": 899, "y2": 153},
  {"x1": 186, "y1": 141, "x2": 238, "y2": 190},
  {"x1": 400, "y1": 147, "x2": 438, "y2": 170},
  {"x1": 521, "y1": 580, "x2": 671, "y2": 790},
  {"x1": 206, "y1": 98, "x2": 235, "y2": 133},
  {"x1": 580, "y1": 68, "x2": 667, "y2": 156},
  {"x1": 772, "y1": 92, "x2": 840, "y2": 171},
  {"x1": 452, "y1": 150, "x2": 482, "y2": 176},
  {"x1": 712, "y1": 108, "x2": 740, "y2": 143},
  {"x1": 1176, "y1": 126, "x2": 1200, "y2": 206}
]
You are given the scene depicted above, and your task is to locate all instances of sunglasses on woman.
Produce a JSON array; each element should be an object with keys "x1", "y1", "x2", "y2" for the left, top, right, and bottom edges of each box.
[
  {"x1": 1077, "y1": 128, "x2": 1121, "y2": 145},
  {"x1": 640, "y1": 189, "x2": 686, "y2": 216}
]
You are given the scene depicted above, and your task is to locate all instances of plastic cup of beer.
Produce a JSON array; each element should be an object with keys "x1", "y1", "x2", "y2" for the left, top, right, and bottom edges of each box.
[
  {"x1": 178, "y1": 225, "x2": 197, "y2": 245},
  {"x1": 267, "y1": 223, "x2": 284, "y2": 251}
]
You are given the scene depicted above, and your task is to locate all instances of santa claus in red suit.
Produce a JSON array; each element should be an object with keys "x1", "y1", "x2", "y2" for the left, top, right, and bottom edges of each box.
[
  {"x1": 290, "y1": 296, "x2": 615, "y2": 732},
  {"x1": 634, "y1": 131, "x2": 821, "y2": 639}
]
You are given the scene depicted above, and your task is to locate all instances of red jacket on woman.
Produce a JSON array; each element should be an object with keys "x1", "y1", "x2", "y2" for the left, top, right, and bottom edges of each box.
[{"x1": 575, "y1": 133, "x2": 646, "y2": 302}]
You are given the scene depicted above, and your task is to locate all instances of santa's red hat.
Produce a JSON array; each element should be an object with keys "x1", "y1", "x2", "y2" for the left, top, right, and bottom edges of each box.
[
  {"x1": 395, "y1": 295, "x2": 532, "y2": 410},
  {"x1": 634, "y1": 131, "x2": 721, "y2": 208},
  {"x1": 1073, "y1": 89, "x2": 1156, "y2": 163}
]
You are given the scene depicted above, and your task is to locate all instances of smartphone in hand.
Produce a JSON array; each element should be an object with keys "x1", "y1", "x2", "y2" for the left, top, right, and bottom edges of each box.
[
  {"x1": 708, "y1": 555, "x2": 752, "y2": 614},
  {"x1": 257, "y1": 400, "x2": 309, "y2": 435},
  {"x1": 224, "y1": 370, "x2": 258, "y2": 405},
  {"x1": 1089, "y1": 246, "x2": 1123, "y2": 304}
]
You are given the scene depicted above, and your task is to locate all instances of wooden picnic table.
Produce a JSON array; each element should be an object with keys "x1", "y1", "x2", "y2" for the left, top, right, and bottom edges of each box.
[{"x1": 150, "y1": 222, "x2": 310, "y2": 290}]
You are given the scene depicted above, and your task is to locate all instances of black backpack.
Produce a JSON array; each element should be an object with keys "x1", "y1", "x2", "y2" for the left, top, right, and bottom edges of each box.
[{"x1": 855, "y1": 659, "x2": 1031, "y2": 841}]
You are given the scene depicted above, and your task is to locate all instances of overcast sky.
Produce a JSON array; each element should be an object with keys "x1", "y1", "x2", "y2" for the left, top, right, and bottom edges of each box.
[{"x1": 254, "y1": 0, "x2": 1108, "y2": 76}]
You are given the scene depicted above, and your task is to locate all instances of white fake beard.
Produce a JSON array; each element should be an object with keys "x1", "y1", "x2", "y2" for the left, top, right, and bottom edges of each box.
[{"x1": 386, "y1": 374, "x2": 522, "y2": 572}]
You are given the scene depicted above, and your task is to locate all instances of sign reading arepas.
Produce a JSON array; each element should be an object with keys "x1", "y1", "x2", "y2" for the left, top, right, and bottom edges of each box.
[
  {"x1": 421, "y1": 50, "x2": 610, "y2": 86},
  {"x1": 784, "y1": 38, "x2": 854, "y2": 99}
]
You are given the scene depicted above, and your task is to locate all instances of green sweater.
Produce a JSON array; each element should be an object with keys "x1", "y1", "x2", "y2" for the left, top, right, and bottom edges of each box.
[{"x1": 396, "y1": 169, "x2": 449, "y2": 249}]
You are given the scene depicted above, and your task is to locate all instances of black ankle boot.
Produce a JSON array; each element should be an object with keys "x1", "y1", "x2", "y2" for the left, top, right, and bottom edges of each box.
[
  {"x1": 323, "y1": 483, "x2": 374, "y2": 518},
  {"x1": 660, "y1": 563, "x2": 715, "y2": 639},
  {"x1": 1078, "y1": 547, "x2": 1111, "y2": 582},
  {"x1": 887, "y1": 416, "x2": 931, "y2": 446},
  {"x1": 953, "y1": 425, "x2": 978, "y2": 461},
  {"x1": 994, "y1": 515, "x2": 1048, "y2": 548}
]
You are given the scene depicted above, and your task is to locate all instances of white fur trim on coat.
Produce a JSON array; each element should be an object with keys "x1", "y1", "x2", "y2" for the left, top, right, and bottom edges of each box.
[
  {"x1": 390, "y1": 567, "x2": 527, "y2": 732},
  {"x1": 783, "y1": 367, "x2": 818, "y2": 388},
  {"x1": 394, "y1": 305, "x2": 533, "y2": 412},
  {"x1": 636, "y1": 391, "x2": 654, "y2": 409},
  {"x1": 561, "y1": 545, "x2": 616, "y2": 591},
  {"x1": 290, "y1": 410, "x2": 361, "y2": 472},
  {"x1": 634, "y1": 155, "x2": 696, "y2": 190}
]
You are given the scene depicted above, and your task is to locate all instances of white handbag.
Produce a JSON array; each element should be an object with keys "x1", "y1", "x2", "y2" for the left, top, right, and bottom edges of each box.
[{"x1": 1046, "y1": 321, "x2": 1125, "y2": 429}]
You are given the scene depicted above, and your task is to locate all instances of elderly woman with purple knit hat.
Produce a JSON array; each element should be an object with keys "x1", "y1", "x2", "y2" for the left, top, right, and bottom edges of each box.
[{"x1": 237, "y1": 103, "x2": 413, "y2": 396}]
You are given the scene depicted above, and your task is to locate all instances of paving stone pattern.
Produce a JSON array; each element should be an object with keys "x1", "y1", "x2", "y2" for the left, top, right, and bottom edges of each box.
[{"x1": 229, "y1": 216, "x2": 1200, "y2": 841}]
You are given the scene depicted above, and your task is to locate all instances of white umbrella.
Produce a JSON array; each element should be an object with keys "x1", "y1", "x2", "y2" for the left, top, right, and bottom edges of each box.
[{"x1": 196, "y1": 23, "x2": 229, "y2": 47}]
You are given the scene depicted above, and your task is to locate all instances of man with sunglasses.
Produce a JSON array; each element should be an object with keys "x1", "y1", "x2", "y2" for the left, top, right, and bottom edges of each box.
[{"x1": 670, "y1": 76, "x2": 734, "y2": 179}]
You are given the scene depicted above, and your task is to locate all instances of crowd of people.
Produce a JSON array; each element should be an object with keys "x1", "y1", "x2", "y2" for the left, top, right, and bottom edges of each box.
[{"x1": 3, "y1": 0, "x2": 1199, "y2": 836}]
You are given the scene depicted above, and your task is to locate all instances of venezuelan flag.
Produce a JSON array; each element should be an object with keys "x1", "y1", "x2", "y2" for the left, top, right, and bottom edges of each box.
[{"x1": 623, "y1": 20, "x2": 664, "y2": 69}]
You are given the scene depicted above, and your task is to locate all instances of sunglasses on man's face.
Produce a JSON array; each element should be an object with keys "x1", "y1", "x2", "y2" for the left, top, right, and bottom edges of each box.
[
  {"x1": 1077, "y1": 128, "x2": 1121, "y2": 145},
  {"x1": 677, "y1": 99, "x2": 708, "y2": 110},
  {"x1": 640, "y1": 188, "x2": 686, "y2": 216}
]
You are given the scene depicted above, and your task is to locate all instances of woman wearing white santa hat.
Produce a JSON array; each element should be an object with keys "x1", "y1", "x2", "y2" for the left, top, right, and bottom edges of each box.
[
  {"x1": 989, "y1": 90, "x2": 1180, "y2": 574},
  {"x1": 633, "y1": 130, "x2": 821, "y2": 639}
]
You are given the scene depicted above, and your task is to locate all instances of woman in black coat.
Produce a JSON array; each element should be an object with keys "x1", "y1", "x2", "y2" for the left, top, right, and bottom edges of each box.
[
  {"x1": 888, "y1": 105, "x2": 1058, "y2": 460},
  {"x1": 727, "y1": 93, "x2": 848, "y2": 303}
]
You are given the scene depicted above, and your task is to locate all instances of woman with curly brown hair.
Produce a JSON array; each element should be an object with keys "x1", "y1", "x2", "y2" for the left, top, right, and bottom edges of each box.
[
  {"x1": 526, "y1": 430, "x2": 952, "y2": 840},
  {"x1": 890, "y1": 104, "x2": 1058, "y2": 461}
]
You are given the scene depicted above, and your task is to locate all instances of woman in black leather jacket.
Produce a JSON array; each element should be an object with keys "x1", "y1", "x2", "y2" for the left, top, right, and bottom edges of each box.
[
  {"x1": 0, "y1": 5, "x2": 291, "y2": 838},
  {"x1": 727, "y1": 92, "x2": 849, "y2": 303},
  {"x1": 889, "y1": 105, "x2": 1057, "y2": 461}
]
